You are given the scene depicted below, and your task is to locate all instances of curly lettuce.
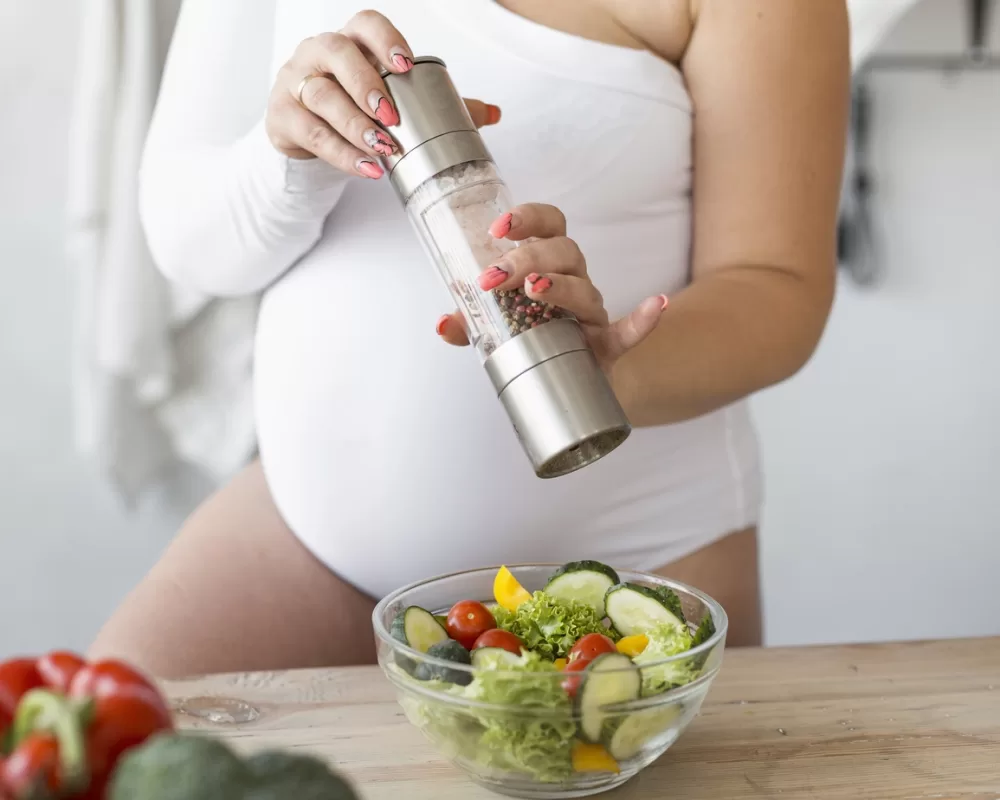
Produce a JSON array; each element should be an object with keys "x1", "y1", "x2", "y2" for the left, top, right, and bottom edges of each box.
[
  {"x1": 633, "y1": 622, "x2": 698, "y2": 696},
  {"x1": 492, "y1": 591, "x2": 616, "y2": 660},
  {"x1": 393, "y1": 651, "x2": 576, "y2": 782}
]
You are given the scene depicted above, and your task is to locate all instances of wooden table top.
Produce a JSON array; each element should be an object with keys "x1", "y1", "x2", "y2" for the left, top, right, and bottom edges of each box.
[{"x1": 165, "y1": 637, "x2": 1000, "y2": 799}]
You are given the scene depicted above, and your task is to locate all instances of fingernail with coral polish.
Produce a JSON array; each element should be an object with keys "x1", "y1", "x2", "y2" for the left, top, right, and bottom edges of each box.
[
  {"x1": 357, "y1": 159, "x2": 384, "y2": 180},
  {"x1": 389, "y1": 48, "x2": 414, "y2": 73},
  {"x1": 368, "y1": 91, "x2": 400, "y2": 127},
  {"x1": 485, "y1": 104, "x2": 502, "y2": 125},
  {"x1": 527, "y1": 273, "x2": 552, "y2": 293},
  {"x1": 364, "y1": 128, "x2": 396, "y2": 157},
  {"x1": 489, "y1": 212, "x2": 514, "y2": 239},
  {"x1": 435, "y1": 315, "x2": 450, "y2": 336},
  {"x1": 659, "y1": 294, "x2": 669, "y2": 310},
  {"x1": 478, "y1": 266, "x2": 509, "y2": 291}
]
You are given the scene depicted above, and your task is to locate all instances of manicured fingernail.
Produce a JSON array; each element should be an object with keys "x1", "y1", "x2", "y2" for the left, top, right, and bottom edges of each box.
[
  {"x1": 659, "y1": 294, "x2": 669, "y2": 310},
  {"x1": 526, "y1": 273, "x2": 552, "y2": 293},
  {"x1": 489, "y1": 212, "x2": 514, "y2": 239},
  {"x1": 485, "y1": 104, "x2": 502, "y2": 125},
  {"x1": 364, "y1": 128, "x2": 396, "y2": 157},
  {"x1": 390, "y1": 49, "x2": 414, "y2": 73},
  {"x1": 435, "y1": 315, "x2": 450, "y2": 336},
  {"x1": 357, "y1": 159, "x2": 384, "y2": 179},
  {"x1": 369, "y1": 91, "x2": 400, "y2": 127},
  {"x1": 478, "y1": 266, "x2": 509, "y2": 291}
]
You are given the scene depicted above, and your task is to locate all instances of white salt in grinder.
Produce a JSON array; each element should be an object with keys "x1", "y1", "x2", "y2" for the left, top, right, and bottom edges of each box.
[{"x1": 378, "y1": 57, "x2": 631, "y2": 478}]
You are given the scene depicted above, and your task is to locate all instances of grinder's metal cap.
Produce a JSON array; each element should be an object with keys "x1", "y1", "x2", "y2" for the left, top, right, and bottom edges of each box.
[{"x1": 378, "y1": 56, "x2": 493, "y2": 200}]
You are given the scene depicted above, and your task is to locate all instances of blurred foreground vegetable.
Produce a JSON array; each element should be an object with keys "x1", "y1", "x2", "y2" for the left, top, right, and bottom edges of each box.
[
  {"x1": 109, "y1": 734, "x2": 360, "y2": 800},
  {"x1": 0, "y1": 653, "x2": 172, "y2": 799}
]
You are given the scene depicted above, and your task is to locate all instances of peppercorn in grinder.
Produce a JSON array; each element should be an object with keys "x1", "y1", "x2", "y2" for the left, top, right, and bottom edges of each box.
[{"x1": 378, "y1": 57, "x2": 631, "y2": 478}]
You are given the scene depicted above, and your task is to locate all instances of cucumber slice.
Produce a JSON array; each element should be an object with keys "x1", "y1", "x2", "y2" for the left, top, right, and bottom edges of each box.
[
  {"x1": 689, "y1": 612, "x2": 717, "y2": 671},
  {"x1": 652, "y1": 586, "x2": 686, "y2": 624},
  {"x1": 691, "y1": 612, "x2": 716, "y2": 647},
  {"x1": 545, "y1": 561, "x2": 620, "y2": 617},
  {"x1": 391, "y1": 606, "x2": 450, "y2": 652},
  {"x1": 416, "y1": 640, "x2": 473, "y2": 686},
  {"x1": 605, "y1": 584, "x2": 686, "y2": 636},
  {"x1": 471, "y1": 647, "x2": 522, "y2": 669},
  {"x1": 576, "y1": 653, "x2": 641, "y2": 743},
  {"x1": 603, "y1": 704, "x2": 684, "y2": 761}
]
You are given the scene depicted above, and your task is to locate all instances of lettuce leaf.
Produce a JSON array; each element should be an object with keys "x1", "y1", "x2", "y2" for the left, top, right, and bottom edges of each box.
[
  {"x1": 391, "y1": 651, "x2": 576, "y2": 782},
  {"x1": 632, "y1": 622, "x2": 698, "y2": 696},
  {"x1": 492, "y1": 591, "x2": 616, "y2": 660}
]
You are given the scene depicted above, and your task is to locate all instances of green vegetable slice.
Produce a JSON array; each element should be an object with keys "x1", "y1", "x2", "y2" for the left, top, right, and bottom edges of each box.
[
  {"x1": 391, "y1": 606, "x2": 450, "y2": 652},
  {"x1": 416, "y1": 639, "x2": 473, "y2": 686},
  {"x1": 544, "y1": 561, "x2": 620, "y2": 617},
  {"x1": 603, "y1": 704, "x2": 684, "y2": 761},
  {"x1": 691, "y1": 613, "x2": 716, "y2": 648},
  {"x1": 605, "y1": 584, "x2": 686, "y2": 636},
  {"x1": 576, "y1": 653, "x2": 641, "y2": 743}
]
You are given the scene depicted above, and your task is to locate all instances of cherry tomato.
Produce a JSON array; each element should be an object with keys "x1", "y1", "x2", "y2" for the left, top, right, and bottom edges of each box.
[
  {"x1": 471, "y1": 629, "x2": 523, "y2": 655},
  {"x1": 561, "y1": 657, "x2": 591, "y2": 698},
  {"x1": 568, "y1": 633, "x2": 616, "y2": 665},
  {"x1": 446, "y1": 601, "x2": 497, "y2": 650},
  {"x1": 1, "y1": 734, "x2": 61, "y2": 796},
  {"x1": 0, "y1": 660, "x2": 44, "y2": 732},
  {"x1": 36, "y1": 652, "x2": 87, "y2": 694}
]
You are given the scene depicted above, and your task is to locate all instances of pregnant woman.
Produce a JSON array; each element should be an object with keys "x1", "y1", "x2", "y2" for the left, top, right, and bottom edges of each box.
[{"x1": 92, "y1": 0, "x2": 849, "y2": 675}]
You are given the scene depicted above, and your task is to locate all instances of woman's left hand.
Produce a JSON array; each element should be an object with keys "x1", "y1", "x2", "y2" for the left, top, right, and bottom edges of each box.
[{"x1": 436, "y1": 203, "x2": 668, "y2": 375}]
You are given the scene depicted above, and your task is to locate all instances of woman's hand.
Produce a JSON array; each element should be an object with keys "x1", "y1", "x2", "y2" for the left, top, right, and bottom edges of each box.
[
  {"x1": 265, "y1": 10, "x2": 501, "y2": 179},
  {"x1": 436, "y1": 204, "x2": 669, "y2": 376}
]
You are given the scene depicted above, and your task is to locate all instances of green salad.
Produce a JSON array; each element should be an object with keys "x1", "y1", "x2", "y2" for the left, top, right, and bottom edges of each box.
[{"x1": 387, "y1": 561, "x2": 718, "y2": 783}]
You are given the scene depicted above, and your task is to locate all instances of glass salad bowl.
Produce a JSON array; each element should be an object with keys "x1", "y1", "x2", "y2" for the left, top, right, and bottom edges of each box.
[{"x1": 372, "y1": 564, "x2": 728, "y2": 799}]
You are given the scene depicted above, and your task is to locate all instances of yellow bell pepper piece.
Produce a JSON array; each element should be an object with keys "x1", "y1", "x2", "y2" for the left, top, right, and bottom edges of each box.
[
  {"x1": 553, "y1": 658, "x2": 568, "y2": 670},
  {"x1": 494, "y1": 565, "x2": 532, "y2": 612},
  {"x1": 616, "y1": 634, "x2": 649, "y2": 658},
  {"x1": 572, "y1": 742, "x2": 620, "y2": 774}
]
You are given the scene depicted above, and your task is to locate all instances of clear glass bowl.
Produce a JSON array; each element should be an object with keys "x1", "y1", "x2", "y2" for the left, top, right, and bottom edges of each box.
[{"x1": 372, "y1": 565, "x2": 728, "y2": 799}]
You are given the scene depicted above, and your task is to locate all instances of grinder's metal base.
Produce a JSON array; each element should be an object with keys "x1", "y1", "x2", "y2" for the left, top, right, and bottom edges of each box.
[{"x1": 484, "y1": 320, "x2": 631, "y2": 478}]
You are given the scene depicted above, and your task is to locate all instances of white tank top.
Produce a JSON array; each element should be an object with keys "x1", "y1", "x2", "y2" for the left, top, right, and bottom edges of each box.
[{"x1": 141, "y1": 0, "x2": 761, "y2": 599}]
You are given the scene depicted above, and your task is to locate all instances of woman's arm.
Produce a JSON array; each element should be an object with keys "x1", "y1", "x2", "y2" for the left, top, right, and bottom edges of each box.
[
  {"x1": 139, "y1": 0, "x2": 350, "y2": 297},
  {"x1": 613, "y1": 0, "x2": 850, "y2": 427}
]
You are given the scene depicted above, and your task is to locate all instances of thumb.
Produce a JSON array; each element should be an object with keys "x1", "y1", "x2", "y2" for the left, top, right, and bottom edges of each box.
[
  {"x1": 605, "y1": 295, "x2": 668, "y2": 360},
  {"x1": 464, "y1": 98, "x2": 502, "y2": 128}
]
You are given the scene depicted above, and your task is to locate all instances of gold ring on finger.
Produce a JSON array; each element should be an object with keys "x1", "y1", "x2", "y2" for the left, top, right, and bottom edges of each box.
[{"x1": 295, "y1": 74, "x2": 324, "y2": 107}]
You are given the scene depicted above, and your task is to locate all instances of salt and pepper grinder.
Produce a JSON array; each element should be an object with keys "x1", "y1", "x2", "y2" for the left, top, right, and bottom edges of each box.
[{"x1": 379, "y1": 57, "x2": 631, "y2": 478}]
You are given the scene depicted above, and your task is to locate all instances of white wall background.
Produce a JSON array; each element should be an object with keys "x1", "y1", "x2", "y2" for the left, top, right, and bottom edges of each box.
[
  {"x1": 0, "y1": 0, "x2": 996, "y2": 659},
  {"x1": 756, "y1": 0, "x2": 1000, "y2": 645}
]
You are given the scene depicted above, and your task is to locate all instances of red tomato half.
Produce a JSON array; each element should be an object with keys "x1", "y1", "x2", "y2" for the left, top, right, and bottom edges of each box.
[
  {"x1": 446, "y1": 601, "x2": 497, "y2": 649},
  {"x1": 568, "y1": 633, "x2": 616, "y2": 665},
  {"x1": 472, "y1": 629, "x2": 523, "y2": 655},
  {"x1": 561, "y1": 657, "x2": 590, "y2": 698}
]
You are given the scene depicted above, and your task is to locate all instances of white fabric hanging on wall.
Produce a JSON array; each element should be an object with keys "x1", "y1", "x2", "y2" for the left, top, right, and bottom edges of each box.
[{"x1": 67, "y1": 0, "x2": 258, "y2": 503}]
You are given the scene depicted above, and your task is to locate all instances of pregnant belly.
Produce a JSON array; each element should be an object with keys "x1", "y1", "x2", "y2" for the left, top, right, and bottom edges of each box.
[{"x1": 252, "y1": 238, "x2": 758, "y2": 599}]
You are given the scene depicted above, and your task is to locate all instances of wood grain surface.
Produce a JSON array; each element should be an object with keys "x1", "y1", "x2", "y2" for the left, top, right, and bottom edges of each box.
[{"x1": 165, "y1": 637, "x2": 1000, "y2": 799}]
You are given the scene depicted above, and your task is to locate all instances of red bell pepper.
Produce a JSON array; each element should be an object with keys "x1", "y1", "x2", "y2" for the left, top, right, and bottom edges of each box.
[{"x1": 0, "y1": 653, "x2": 173, "y2": 799}]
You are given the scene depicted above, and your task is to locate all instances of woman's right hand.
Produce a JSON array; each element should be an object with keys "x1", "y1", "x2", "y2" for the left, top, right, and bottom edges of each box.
[{"x1": 265, "y1": 10, "x2": 501, "y2": 180}]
